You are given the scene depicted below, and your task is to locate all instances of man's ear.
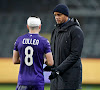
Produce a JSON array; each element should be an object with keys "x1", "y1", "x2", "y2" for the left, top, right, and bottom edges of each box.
[
  {"x1": 39, "y1": 24, "x2": 41, "y2": 29},
  {"x1": 27, "y1": 25, "x2": 29, "y2": 29}
]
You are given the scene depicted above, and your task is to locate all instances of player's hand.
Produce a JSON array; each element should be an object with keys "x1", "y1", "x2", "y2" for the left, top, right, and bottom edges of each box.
[{"x1": 44, "y1": 58, "x2": 47, "y2": 64}]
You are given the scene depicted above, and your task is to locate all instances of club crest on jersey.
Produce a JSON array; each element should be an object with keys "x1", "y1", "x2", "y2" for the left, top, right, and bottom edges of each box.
[{"x1": 22, "y1": 38, "x2": 39, "y2": 45}]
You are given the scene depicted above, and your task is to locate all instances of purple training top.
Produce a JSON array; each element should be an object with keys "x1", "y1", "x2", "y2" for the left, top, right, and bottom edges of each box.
[{"x1": 14, "y1": 33, "x2": 51, "y2": 86}]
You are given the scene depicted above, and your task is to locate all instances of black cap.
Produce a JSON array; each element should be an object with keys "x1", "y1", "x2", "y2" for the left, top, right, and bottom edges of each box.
[{"x1": 53, "y1": 4, "x2": 69, "y2": 16}]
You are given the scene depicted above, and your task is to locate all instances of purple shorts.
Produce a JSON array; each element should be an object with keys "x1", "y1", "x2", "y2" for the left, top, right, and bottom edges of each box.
[{"x1": 16, "y1": 85, "x2": 44, "y2": 90}]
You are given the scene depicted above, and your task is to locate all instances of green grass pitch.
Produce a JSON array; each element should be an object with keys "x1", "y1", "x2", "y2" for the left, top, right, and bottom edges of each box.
[
  {"x1": 0, "y1": 84, "x2": 100, "y2": 90},
  {"x1": 0, "y1": 84, "x2": 50, "y2": 90}
]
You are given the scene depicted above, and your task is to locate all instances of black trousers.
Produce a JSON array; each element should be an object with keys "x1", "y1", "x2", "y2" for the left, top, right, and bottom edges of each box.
[{"x1": 50, "y1": 77, "x2": 78, "y2": 90}]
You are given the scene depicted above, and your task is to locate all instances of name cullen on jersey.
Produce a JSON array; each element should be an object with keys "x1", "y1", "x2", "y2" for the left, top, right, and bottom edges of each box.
[{"x1": 22, "y1": 38, "x2": 39, "y2": 45}]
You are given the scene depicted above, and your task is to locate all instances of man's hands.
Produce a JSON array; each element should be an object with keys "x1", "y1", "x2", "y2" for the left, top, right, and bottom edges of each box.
[
  {"x1": 44, "y1": 66, "x2": 53, "y2": 71},
  {"x1": 44, "y1": 66, "x2": 61, "y2": 80},
  {"x1": 49, "y1": 69, "x2": 59, "y2": 80}
]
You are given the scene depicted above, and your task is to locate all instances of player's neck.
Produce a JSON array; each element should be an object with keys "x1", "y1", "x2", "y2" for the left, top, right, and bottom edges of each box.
[{"x1": 29, "y1": 29, "x2": 39, "y2": 34}]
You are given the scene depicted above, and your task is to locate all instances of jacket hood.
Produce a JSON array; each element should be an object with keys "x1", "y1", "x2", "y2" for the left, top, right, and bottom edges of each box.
[{"x1": 57, "y1": 18, "x2": 80, "y2": 31}]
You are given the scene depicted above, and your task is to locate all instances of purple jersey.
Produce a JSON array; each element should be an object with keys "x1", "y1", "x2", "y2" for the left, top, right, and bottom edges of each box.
[{"x1": 14, "y1": 33, "x2": 51, "y2": 86}]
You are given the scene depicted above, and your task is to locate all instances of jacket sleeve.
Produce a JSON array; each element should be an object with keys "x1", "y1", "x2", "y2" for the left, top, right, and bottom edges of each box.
[{"x1": 57, "y1": 26, "x2": 84, "y2": 73}]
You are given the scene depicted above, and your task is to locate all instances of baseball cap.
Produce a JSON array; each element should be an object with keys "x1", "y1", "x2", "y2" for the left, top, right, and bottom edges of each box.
[{"x1": 27, "y1": 17, "x2": 41, "y2": 27}]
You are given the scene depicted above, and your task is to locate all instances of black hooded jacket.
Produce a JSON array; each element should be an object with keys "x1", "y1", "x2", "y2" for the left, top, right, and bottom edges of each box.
[{"x1": 50, "y1": 18, "x2": 84, "y2": 89}]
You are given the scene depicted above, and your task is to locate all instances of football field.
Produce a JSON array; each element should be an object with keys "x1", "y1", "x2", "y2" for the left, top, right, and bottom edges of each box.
[{"x1": 0, "y1": 84, "x2": 100, "y2": 90}]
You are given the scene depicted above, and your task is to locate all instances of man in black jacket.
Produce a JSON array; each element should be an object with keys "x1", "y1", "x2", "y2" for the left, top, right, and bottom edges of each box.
[{"x1": 44, "y1": 4, "x2": 84, "y2": 90}]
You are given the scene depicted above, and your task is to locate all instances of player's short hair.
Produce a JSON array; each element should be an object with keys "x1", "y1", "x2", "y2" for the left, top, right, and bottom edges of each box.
[{"x1": 27, "y1": 16, "x2": 41, "y2": 28}]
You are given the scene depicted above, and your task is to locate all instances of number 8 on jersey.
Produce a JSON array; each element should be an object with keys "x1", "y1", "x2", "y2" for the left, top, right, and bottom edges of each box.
[{"x1": 25, "y1": 46, "x2": 34, "y2": 66}]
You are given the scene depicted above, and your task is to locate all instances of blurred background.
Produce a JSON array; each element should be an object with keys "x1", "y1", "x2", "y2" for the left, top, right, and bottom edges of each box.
[{"x1": 0, "y1": 0, "x2": 100, "y2": 90}]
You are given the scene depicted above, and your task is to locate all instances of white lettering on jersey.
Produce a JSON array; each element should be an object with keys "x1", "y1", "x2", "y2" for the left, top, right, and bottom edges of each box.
[{"x1": 22, "y1": 38, "x2": 39, "y2": 45}]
